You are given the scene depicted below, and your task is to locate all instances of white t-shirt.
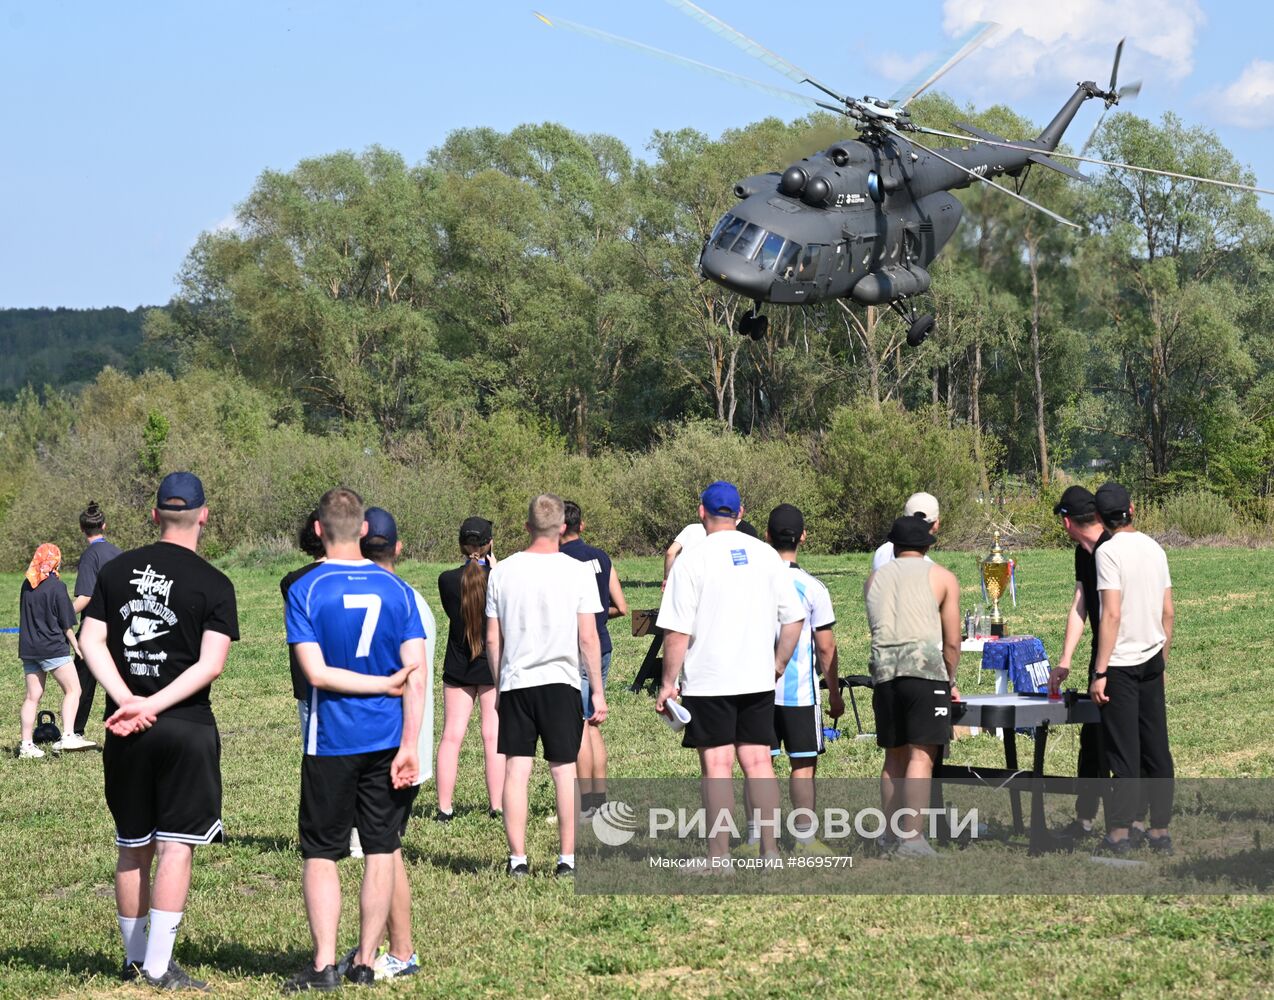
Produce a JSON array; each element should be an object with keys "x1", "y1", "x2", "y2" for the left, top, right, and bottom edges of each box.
[
  {"x1": 411, "y1": 587, "x2": 436, "y2": 786},
  {"x1": 673, "y1": 522, "x2": 707, "y2": 552},
  {"x1": 871, "y1": 540, "x2": 933, "y2": 572},
  {"x1": 485, "y1": 551, "x2": 603, "y2": 692},
  {"x1": 1095, "y1": 530, "x2": 1173, "y2": 667},
  {"x1": 657, "y1": 530, "x2": 805, "y2": 697}
]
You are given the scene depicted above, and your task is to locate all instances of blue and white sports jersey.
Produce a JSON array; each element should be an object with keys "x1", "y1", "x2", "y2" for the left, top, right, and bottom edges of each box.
[
  {"x1": 774, "y1": 564, "x2": 836, "y2": 708},
  {"x1": 285, "y1": 559, "x2": 426, "y2": 756}
]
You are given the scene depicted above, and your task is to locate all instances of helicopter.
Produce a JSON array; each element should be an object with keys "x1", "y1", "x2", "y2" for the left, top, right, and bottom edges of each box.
[{"x1": 536, "y1": 1, "x2": 1273, "y2": 347}]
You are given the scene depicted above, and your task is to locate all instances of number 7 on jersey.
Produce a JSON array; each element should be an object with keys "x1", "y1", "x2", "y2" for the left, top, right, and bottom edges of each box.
[{"x1": 343, "y1": 594, "x2": 382, "y2": 658}]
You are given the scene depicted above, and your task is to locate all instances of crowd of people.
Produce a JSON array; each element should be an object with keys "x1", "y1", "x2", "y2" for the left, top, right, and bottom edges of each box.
[{"x1": 12, "y1": 471, "x2": 1176, "y2": 989}]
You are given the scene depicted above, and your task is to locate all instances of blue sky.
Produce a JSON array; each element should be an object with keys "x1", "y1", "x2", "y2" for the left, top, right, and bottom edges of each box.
[{"x1": 2, "y1": 0, "x2": 1271, "y2": 308}]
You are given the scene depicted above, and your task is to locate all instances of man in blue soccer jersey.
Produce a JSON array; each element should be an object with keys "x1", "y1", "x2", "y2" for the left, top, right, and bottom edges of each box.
[
  {"x1": 283, "y1": 487, "x2": 426, "y2": 992},
  {"x1": 763, "y1": 504, "x2": 842, "y2": 851}
]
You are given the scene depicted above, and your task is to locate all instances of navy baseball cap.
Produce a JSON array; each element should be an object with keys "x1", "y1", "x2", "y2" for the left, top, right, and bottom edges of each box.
[
  {"x1": 1053, "y1": 486, "x2": 1097, "y2": 518},
  {"x1": 363, "y1": 506, "x2": 398, "y2": 547},
  {"x1": 701, "y1": 480, "x2": 742, "y2": 516},
  {"x1": 156, "y1": 471, "x2": 205, "y2": 511}
]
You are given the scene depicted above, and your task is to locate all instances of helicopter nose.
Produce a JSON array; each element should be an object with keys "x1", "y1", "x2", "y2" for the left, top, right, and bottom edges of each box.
[{"x1": 699, "y1": 247, "x2": 774, "y2": 299}]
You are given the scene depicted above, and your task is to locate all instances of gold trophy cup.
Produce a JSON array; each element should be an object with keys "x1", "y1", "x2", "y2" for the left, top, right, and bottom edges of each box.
[{"x1": 979, "y1": 531, "x2": 1011, "y2": 638}]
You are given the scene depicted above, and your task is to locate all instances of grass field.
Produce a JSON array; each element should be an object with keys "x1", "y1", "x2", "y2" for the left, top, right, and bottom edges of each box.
[{"x1": 1, "y1": 547, "x2": 1272, "y2": 999}]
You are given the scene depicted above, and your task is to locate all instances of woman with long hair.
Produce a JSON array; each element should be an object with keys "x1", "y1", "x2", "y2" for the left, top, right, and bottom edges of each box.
[{"x1": 435, "y1": 517, "x2": 503, "y2": 820}]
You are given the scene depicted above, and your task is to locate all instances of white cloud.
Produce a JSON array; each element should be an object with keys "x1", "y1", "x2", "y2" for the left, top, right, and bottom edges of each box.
[
  {"x1": 939, "y1": 0, "x2": 1204, "y2": 98},
  {"x1": 1210, "y1": 59, "x2": 1274, "y2": 128},
  {"x1": 211, "y1": 212, "x2": 240, "y2": 233}
]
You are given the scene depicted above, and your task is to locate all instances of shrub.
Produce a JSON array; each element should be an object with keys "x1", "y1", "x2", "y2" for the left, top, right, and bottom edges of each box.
[{"x1": 1139, "y1": 489, "x2": 1237, "y2": 541}]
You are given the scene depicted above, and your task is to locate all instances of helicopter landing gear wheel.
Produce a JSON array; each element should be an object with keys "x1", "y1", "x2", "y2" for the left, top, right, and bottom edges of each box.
[
  {"x1": 737, "y1": 308, "x2": 768, "y2": 340},
  {"x1": 906, "y1": 313, "x2": 935, "y2": 347}
]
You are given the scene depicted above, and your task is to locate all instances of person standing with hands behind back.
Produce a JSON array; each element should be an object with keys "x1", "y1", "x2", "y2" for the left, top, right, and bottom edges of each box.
[{"x1": 71, "y1": 501, "x2": 122, "y2": 741}]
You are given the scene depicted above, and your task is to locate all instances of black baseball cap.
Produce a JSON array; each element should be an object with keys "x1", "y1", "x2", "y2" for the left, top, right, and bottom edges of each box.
[
  {"x1": 767, "y1": 503, "x2": 804, "y2": 546},
  {"x1": 156, "y1": 471, "x2": 205, "y2": 511},
  {"x1": 887, "y1": 514, "x2": 937, "y2": 549},
  {"x1": 459, "y1": 516, "x2": 493, "y2": 545},
  {"x1": 1095, "y1": 482, "x2": 1132, "y2": 519},
  {"x1": 1053, "y1": 486, "x2": 1097, "y2": 518}
]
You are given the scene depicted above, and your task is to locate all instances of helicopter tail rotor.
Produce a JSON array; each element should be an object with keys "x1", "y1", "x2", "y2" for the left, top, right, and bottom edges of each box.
[{"x1": 1081, "y1": 38, "x2": 1141, "y2": 155}]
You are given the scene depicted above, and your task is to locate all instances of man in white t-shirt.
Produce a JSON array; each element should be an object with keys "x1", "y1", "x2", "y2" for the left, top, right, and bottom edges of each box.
[
  {"x1": 871, "y1": 492, "x2": 941, "y2": 572},
  {"x1": 356, "y1": 507, "x2": 435, "y2": 980},
  {"x1": 485, "y1": 493, "x2": 606, "y2": 878},
  {"x1": 656, "y1": 481, "x2": 805, "y2": 860},
  {"x1": 662, "y1": 504, "x2": 741, "y2": 589},
  {"x1": 1090, "y1": 483, "x2": 1175, "y2": 857}
]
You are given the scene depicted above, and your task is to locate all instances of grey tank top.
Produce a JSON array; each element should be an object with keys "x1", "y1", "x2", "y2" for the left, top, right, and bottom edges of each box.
[{"x1": 865, "y1": 557, "x2": 946, "y2": 683}]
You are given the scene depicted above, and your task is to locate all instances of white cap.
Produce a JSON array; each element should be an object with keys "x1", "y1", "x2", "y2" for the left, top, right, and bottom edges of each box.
[{"x1": 903, "y1": 492, "x2": 940, "y2": 523}]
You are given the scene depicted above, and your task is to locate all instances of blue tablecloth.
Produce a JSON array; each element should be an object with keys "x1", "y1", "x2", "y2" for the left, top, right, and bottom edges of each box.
[{"x1": 981, "y1": 636, "x2": 1050, "y2": 694}]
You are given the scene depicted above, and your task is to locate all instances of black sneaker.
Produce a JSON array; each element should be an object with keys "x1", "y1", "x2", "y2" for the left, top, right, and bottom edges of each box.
[
  {"x1": 1061, "y1": 819, "x2": 1096, "y2": 841},
  {"x1": 436, "y1": 809, "x2": 454, "y2": 823},
  {"x1": 555, "y1": 861, "x2": 575, "y2": 878},
  {"x1": 120, "y1": 961, "x2": 143, "y2": 982},
  {"x1": 142, "y1": 961, "x2": 210, "y2": 992},
  {"x1": 345, "y1": 964, "x2": 375, "y2": 986},
  {"x1": 1127, "y1": 825, "x2": 1148, "y2": 849},
  {"x1": 507, "y1": 860, "x2": 530, "y2": 878},
  {"x1": 488, "y1": 808, "x2": 503, "y2": 820},
  {"x1": 1094, "y1": 835, "x2": 1132, "y2": 858},
  {"x1": 1147, "y1": 833, "x2": 1174, "y2": 856},
  {"x1": 282, "y1": 964, "x2": 341, "y2": 993}
]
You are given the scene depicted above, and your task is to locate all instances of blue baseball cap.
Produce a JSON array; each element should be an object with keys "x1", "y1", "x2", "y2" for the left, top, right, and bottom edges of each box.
[
  {"x1": 701, "y1": 480, "x2": 742, "y2": 517},
  {"x1": 363, "y1": 506, "x2": 398, "y2": 547},
  {"x1": 156, "y1": 471, "x2": 205, "y2": 511}
]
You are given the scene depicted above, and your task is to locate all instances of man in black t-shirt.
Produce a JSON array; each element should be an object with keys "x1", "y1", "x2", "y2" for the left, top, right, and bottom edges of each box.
[
  {"x1": 72, "y1": 501, "x2": 123, "y2": 738},
  {"x1": 1048, "y1": 486, "x2": 1112, "y2": 839},
  {"x1": 81, "y1": 472, "x2": 239, "y2": 991}
]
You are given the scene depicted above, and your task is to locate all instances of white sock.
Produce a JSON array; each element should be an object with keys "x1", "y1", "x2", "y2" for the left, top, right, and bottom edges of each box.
[
  {"x1": 558, "y1": 854, "x2": 575, "y2": 868},
  {"x1": 143, "y1": 909, "x2": 182, "y2": 978},
  {"x1": 746, "y1": 823, "x2": 759, "y2": 845},
  {"x1": 509, "y1": 854, "x2": 527, "y2": 868},
  {"x1": 118, "y1": 913, "x2": 147, "y2": 964},
  {"x1": 793, "y1": 827, "x2": 815, "y2": 844}
]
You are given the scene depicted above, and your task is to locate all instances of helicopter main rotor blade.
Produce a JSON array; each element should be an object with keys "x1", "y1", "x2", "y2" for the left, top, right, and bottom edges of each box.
[
  {"x1": 889, "y1": 21, "x2": 1000, "y2": 109},
  {"x1": 1080, "y1": 108, "x2": 1108, "y2": 156},
  {"x1": 532, "y1": 12, "x2": 824, "y2": 111},
  {"x1": 887, "y1": 126, "x2": 1083, "y2": 229},
  {"x1": 663, "y1": 0, "x2": 846, "y2": 102},
  {"x1": 913, "y1": 124, "x2": 1274, "y2": 197}
]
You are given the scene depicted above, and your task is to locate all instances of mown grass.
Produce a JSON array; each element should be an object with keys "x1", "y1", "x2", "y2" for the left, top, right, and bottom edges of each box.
[{"x1": 0, "y1": 547, "x2": 1271, "y2": 999}]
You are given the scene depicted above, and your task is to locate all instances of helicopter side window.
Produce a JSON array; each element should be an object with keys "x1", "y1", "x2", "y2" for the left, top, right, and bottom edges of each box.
[
  {"x1": 731, "y1": 222, "x2": 766, "y2": 259},
  {"x1": 835, "y1": 242, "x2": 848, "y2": 272},
  {"x1": 714, "y1": 216, "x2": 747, "y2": 250},
  {"x1": 757, "y1": 232, "x2": 785, "y2": 270},
  {"x1": 798, "y1": 244, "x2": 824, "y2": 279},
  {"x1": 776, "y1": 241, "x2": 800, "y2": 278},
  {"x1": 708, "y1": 214, "x2": 734, "y2": 245}
]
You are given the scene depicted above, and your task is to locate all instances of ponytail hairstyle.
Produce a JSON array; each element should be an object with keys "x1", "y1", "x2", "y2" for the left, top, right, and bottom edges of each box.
[
  {"x1": 460, "y1": 540, "x2": 492, "y2": 659},
  {"x1": 80, "y1": 501, "x2": 107, "y2": 537}
]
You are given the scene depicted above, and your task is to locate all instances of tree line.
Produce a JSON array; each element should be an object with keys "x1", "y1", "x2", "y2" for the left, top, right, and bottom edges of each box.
[{"x1": 4, "y1": 98, "x2": 1273, "y2": 566}]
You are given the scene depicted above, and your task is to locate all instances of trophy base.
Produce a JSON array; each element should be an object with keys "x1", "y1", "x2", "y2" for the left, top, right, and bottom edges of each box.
[{"x1": 990, "y1": 622, "x2": 1005, "y2": 638}]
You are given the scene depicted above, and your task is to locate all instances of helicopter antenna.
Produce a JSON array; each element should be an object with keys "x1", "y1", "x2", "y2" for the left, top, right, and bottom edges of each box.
[
  {"x1": 532, "y1": 12, "x2": 825, "y2": 110},
  {"x1": 663, "y1": 0, "x2": 847, "y2": 103},
  {"x1": 888, "y1": 22, "x2": 1000, "y2": 109},
  {"x1": 884, "y1": 126, "x2": 1083, "y2": 229},
  {"x1": 911, "y1": 124, "x2": 1274, "y2": 197}
]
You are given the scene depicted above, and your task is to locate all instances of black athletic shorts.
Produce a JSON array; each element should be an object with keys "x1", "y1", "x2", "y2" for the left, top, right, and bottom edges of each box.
[
  {"x1": 771, "y1": 704, "x2": 825, "y2": 759},
  {"x1": 873, "y1": 677, "x2": 953, "y2": 749},
  {"x1": 104, "y1": 716, "x2": 224, "y2": 848},
  {"x1": 299, "y1": 748, "x2": 417, "y2": 861},
  {"x1": 496, "y1": 684, "x2": 584, "y2": 762},
  {"x1": 681, "y1": 690, "x2": 775, "y2": 750}
]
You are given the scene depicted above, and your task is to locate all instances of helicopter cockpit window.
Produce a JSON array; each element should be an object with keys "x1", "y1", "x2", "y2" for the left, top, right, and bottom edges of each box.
[
  {"x1": 776, "y1": 241, "x2": 800, "y2": 277},
  {"x1": 708, "y1": 214, "x2": 734, "y2": 245},
  {"x1": 714, "y1": 215, "x2": 747, "y2": 250},
  {"x1": 798, "y1": 244, "x2": 824, "y2": 279},
  {"x1": 731, "y1": 222, "x2": 766, "y2": 259},
  {"x1": 757, "y1": 232, "x2": 785, "y2": 270}
]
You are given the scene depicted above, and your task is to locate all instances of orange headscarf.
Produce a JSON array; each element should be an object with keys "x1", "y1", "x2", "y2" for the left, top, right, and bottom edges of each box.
[{"x1": 25, "y1": 543, "x2": 62, "y2": 589}]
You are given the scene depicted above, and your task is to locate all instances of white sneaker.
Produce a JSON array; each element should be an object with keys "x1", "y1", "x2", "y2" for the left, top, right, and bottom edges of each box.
[
  {"x1": 373, "y1": 951, "x2": 419, "y2": 980},
  {"x1": 18, "y1": 742, "x2": 45, "y2": 759},
  {"x1": 53, "y1": 733, "x2": 96, "y2": 751},
  {"x1": 893, "y1": 837, "x2": 938, "y2": 859}
]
